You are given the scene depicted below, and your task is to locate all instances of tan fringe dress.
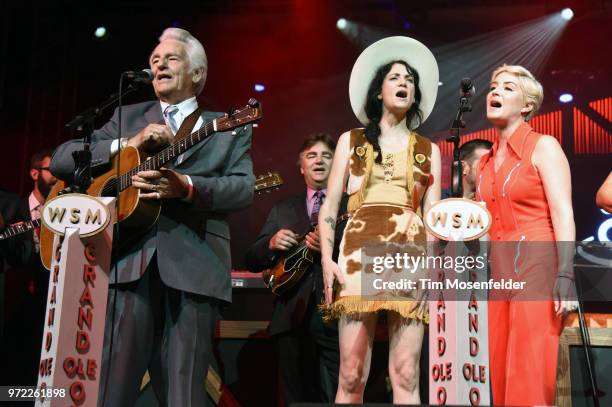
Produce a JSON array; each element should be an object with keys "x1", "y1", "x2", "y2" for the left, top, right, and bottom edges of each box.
[{"x1": 324, "y1": 128, "x2": 433, "y2": 322}]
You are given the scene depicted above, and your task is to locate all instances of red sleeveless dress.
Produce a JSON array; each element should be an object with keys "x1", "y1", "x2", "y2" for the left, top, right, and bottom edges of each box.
[{"x1": 476, "y1": 122, "x2": 562, "y2": 405}]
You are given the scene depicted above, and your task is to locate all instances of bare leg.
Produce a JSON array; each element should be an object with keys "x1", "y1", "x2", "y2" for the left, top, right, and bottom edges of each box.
[
  {"x1": 387, "y1": 312, "x2": 425, "y2": 404},
  {"x1": 335, "y1": 312, "x2": 378, "y2": 404}
]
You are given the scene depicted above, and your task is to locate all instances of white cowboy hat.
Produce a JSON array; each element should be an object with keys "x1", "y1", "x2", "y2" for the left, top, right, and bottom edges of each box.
[{"x1": 349, "y1": 36, "x2": 439, "y2": 128}]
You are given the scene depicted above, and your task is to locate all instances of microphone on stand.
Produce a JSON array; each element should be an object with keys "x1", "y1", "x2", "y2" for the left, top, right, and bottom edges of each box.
[
  {"x1": 449, "y1": 77, "x2": 476, "y2": 197},
  {"x1": 124, "y1": 69, "x2": 154, "y2": 83},
  {"x1": 460, "y1": 77, "x2": 475, "y2": 98}
]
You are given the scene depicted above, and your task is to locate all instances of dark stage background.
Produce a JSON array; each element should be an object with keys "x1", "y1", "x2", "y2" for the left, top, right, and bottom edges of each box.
[{"x1": 0, "y1": 0, "x2": 610, "y2": 271}]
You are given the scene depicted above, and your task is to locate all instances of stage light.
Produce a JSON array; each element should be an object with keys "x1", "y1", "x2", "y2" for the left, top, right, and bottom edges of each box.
[
  {"x1": 337, "y1": 18, "x2": 348, "y2": 30},
  {"x1": 561, "y1": 8, "x2": 574, "y2": 21},
  {"x1": 559, "y1": 93, "x2": 573, "y2": 103},
  {"x1": 403, "y1": 21, "x2": 412, "y2": 30},
  {"x1": 254, "y1": 84, "x2": 265, "y2": 92},
  {"x1": 422, "y1": 12, "x2": 571, "y2": 133},
  {"x1": 94, "y1": 27, "x2": 107, "y2": 39}
]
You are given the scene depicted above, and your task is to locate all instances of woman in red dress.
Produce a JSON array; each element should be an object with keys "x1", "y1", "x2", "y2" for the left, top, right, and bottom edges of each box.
[{"x1": 476, "y1": 65, "x2": 577, "y2": 405}]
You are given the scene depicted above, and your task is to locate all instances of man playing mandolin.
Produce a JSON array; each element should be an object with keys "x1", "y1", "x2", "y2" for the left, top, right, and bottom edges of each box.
[
  {"x1": 50, "y1": 27, "x2": 255, "y2": 406},
  {"x1": 246, "y1": 133, "x2": 342, "y2": 404}
]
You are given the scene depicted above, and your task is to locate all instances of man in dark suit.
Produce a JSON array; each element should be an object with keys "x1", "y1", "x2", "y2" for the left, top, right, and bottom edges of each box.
[
  {"x1": 50, "y1": 27, "x2": 254, "y2": 406},
  {"x1": 0, "y1": 189, "x2": 32, "y2": 277},
  {"x1": 2, "y1": 149, "x2": 58, "y2": 386},
  {"x1": 0, "y1": 188, "x2": 32, "y2": 384},
  {"x1": 246, "y1": 133, "x2": 344, "y2": 404}
]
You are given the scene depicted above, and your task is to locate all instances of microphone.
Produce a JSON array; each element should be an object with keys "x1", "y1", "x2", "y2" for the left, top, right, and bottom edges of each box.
[
  {"x1": 124, "y1": 69, "x2": 154, "y2": 83},
  {"x1": 460, "y1": 77, "x2": 475, "y2": 97}
]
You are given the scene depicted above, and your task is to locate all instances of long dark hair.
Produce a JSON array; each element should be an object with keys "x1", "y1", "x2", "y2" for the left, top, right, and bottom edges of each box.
[{"x1": 364, "y1": 60, "x2": 423, "y2": 163}]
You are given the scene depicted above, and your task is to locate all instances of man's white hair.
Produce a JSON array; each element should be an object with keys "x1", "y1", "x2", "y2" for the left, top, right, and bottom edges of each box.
[{"x1": 158, "y1": 27, "x2": 207, "y2": 95}]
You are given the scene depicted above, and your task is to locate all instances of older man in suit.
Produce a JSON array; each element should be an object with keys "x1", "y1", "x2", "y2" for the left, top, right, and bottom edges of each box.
[{"x1": 50, "y1": 27, "x2": 254, "y2": 406}]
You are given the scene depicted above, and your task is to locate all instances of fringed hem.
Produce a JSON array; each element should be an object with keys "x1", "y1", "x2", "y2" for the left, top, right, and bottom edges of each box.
[{"x1": 320, "y1": 295, "x2": 429, "y2": 323}]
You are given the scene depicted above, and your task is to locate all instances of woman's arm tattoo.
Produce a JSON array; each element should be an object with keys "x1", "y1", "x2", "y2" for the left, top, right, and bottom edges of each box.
[{"x1": 324, "y1": 216, "x2": 336, "y2": 230}]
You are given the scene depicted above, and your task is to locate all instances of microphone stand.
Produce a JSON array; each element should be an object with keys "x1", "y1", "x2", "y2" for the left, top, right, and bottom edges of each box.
[
  {"x1": 60, "y1": 83, "x2": 141, "y2": 195},
  {"x1": 447, "y1": 92, "x2": 473, "y2": 198},
  {"x1": 574, "y1": 246, "x2": 603, "y2": 406}
]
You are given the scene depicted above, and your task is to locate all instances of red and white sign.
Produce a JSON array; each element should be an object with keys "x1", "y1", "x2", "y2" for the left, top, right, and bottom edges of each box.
[
  {"x1": 36, "y1": 196, "x2": 114, "y2": 407},
  {"x1": 428, "y1": 235, "x2": 491, "y2": 406}
]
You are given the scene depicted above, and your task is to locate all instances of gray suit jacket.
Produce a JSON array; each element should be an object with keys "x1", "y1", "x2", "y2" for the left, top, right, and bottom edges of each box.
[{"x1": 50, "y1": 101, "x2": 255, "y2": 302}]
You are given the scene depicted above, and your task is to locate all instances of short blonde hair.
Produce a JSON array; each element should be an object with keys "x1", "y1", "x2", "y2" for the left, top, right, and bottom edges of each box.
[
  {"x1": 158, "y1": 27, "x2": 208, "y2": 95},
  {"x1": 491, "y1": 64, "x2": 543, "y2": 121}
]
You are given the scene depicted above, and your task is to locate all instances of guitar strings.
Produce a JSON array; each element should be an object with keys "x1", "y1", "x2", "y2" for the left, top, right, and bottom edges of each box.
[
  {"x1": 99, "y1": 106, "x2": 253, "y2": 196},
  {"x1": 100, "y1": 120, "x2": 215, "y2": 196}
]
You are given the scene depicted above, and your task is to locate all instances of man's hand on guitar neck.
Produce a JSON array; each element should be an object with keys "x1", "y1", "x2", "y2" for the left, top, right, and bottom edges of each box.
[
  {"x1": 304, "y1": 230, "x2": 321, "y2": 252},
  {"x1": 128, "y1": 123, "x2": 173, "y2": 153},
  {"x1": 269, "y1": 229, "x2": 299, "y2": 251},
  {"x1": 132, "y1": 168, "x2": 191, "y2": 201},
  {"x1": 269, "y1": 229, "x2": 321, "y2": 253}
]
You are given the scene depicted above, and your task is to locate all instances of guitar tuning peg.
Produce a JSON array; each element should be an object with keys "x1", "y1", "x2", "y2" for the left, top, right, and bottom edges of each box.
[{"x1": 232, "y1": 131, "x2": 237, "y2": 136}]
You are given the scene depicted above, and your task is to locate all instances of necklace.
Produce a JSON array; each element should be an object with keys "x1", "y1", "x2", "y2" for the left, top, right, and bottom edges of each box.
[{"x1": 381, "y1": 153, "x2": 395, "y2": 183}]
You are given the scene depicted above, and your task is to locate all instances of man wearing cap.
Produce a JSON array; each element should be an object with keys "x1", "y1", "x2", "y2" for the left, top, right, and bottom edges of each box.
[{"x1": 50, "y1": 27, "x2": 255, "y2": 406}]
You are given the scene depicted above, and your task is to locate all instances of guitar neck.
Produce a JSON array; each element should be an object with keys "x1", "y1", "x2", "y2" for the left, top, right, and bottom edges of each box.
[
  {"x1": 0, "y1": 218, "x2": 41, "y2": 240},
  {"x1": 117, "y1": 119, "x2": 218, "y2": 192}
]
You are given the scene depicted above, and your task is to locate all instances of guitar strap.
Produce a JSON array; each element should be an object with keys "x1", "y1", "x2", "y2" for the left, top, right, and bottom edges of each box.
[
  {"x1": 161, "y1": 107, "x2": 202, "y2": 167},
  {"x1": 172, "y1": 107, "x2": 202, "y2": 143}
]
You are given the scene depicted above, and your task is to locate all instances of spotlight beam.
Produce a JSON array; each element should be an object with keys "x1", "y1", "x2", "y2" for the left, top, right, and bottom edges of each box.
[{"x1": 422, "y1": 12, "x2": 572, "y2": 135}]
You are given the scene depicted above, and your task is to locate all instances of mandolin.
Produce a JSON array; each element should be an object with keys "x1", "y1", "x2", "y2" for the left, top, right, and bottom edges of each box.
[
  {"x1": 263, "y1": 213, "x2": 350, "y2": 296},
  {"x1": 263, "y1": 232, "x2": 315, "y2": 296}
]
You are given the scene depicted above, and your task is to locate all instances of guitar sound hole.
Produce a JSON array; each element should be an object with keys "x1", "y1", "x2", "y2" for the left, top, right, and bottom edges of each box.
[{"x1": 101, "y1": 179, "x2": 119, "y2": 197}]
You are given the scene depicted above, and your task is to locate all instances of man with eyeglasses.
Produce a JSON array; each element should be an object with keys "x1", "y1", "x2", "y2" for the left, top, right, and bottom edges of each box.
[
  {"x1": 18, "y1": 149, "x2": 57, "y2": 384},
  {"x1": 0, "y1": 149, "x2": 56, "y2": 386},
  {"x1": 28, "y1": 149, "x2": 57, "y2": 252}
]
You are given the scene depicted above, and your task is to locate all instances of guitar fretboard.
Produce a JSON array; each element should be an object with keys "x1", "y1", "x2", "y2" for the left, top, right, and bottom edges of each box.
[
  {"x1": 117, "y1": 119, "x2": 218, "y2": 191},
  {"x1": 0, "y1": 218, "x2": 41, "y2": 240}
]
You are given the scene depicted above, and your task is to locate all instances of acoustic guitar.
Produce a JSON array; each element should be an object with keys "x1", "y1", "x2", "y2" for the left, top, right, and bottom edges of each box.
[
  {"x1": 0, "y1": 171, "x2": 281, "y2": 243},
  {"x1": 39, "y1": 100, "x2": 263, "y2": 270},
  {"x1": 254, "y1": 172, "x2": 283, "y2": 194}
]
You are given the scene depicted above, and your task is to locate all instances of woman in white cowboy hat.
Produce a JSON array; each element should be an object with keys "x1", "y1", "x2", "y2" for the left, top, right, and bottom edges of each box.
[{"x1": 318, "y1": 36, "x2": 441, "y2": 404}]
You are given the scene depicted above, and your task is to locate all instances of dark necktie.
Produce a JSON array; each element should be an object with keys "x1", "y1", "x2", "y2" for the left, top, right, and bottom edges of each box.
[{"x1": 310, "y1": 190, "x2": 324, "y2": 226}]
